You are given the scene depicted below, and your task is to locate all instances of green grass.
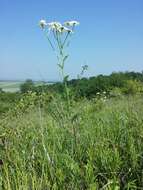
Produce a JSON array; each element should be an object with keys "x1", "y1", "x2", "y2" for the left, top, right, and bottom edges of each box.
[{"x1": 0, "y1": 95, "x2": 143, "y2": 189}]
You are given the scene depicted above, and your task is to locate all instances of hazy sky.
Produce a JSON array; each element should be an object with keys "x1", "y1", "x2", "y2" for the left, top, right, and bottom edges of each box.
[{"x1": 0, "y1": 0, "x2": 143, "y2": 80}]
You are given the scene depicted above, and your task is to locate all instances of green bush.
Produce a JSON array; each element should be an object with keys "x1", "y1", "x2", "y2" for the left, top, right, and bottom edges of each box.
[
  {"x1": 110, "y1": 87, "x2": 123, "y2": 98},
  {"x1": 20, "y1": 79, "x2": 35, "y2": 93},
  {"x1": 0, "y1": 92, "x2": 21, "y2": 115},
  {"x1": 122, "y1": 80, "x2": 143, "y2": 95}
]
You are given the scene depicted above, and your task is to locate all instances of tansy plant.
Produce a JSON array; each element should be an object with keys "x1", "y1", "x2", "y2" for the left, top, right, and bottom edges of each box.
[{"x1": 39, "y1": 19, "x2": 79, "y2": 110}]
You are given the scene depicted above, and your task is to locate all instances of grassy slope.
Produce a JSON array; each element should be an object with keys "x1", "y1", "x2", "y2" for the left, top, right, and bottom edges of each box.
[{"x1": 0, "y1": 95, "x2": 143, "y2": 189}]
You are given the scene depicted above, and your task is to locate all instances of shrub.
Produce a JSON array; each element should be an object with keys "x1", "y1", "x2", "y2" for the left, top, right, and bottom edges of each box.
[
  {"x1": 20, "y1": 79, "x2": 35, "y2": 93},
  {"x1": 109, "y1": 87, "x2": 123, "y2": 98},
  {"x1": 122, "y1": 80, "x2": 143, "y2": 95}
]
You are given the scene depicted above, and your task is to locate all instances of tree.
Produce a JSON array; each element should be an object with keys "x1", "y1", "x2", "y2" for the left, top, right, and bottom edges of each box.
[
  {"x1": 122, "y1": 80, "x2": 143, "y2": 95},
  {"x1": 20, "y1": 79, "x2": 35, "y2": 93}
]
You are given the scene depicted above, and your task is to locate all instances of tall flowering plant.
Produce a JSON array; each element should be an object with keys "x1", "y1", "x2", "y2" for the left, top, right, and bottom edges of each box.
[{"x1": 39, "y1": 19, "x2": 79, "y2": 110}]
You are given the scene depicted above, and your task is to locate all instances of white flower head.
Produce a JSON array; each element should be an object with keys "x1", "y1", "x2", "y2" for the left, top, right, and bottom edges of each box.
[
  {"x1": 48, "y1": 22, "x2": 62, "y2": 31},
  {"x1": 64, "y1": 20, "x2": 80, "y2": 27},
  {"x1": 39, "y1": 19, "x2": 47, "y2": 29},
  {"x1": 48, "y1": 22, "x2": 62, "y2": 27},
  {"x1": 48, "y1": 22, "x2": 73, "y2": 33},
  {"x1": 59, "y1": 26, "x2": 73, "y2": 33}
]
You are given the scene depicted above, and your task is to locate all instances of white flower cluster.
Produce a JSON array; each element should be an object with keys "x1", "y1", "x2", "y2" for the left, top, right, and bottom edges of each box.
[
  {"x1": 39, "y1": 19, "x2": 79, "y2": 33},
  {"x1": 96, "y1": 91, "x2": 107, "y2": 102}
]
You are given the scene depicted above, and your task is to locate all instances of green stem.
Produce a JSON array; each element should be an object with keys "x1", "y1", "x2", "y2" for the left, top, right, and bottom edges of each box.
[
  {"x1": 62, "y1": 32, "x2": 70, "y2": 48},
  {"x1": 43, "y1": 29, "x2": 55, "y2": 51},
  {"x1": 44, "y1": 28, "x2": 71, "y2": 113},
  {"x1": 58, "y1": 51, "x2": 70, "y2": 113}
]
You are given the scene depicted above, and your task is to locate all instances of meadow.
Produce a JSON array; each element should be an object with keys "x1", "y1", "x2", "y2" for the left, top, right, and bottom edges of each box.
[
  {"x1": 0, "y1": 90, "x2": 143, "y2": 189},
  {"x1": 0, "y1": 19, "x2": 143, "y2": 189}
]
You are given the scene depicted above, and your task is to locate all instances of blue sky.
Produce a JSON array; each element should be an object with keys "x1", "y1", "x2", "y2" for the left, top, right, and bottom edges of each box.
[{"x1": 0, "y1": 0, "x2": 143, "y2": 80}]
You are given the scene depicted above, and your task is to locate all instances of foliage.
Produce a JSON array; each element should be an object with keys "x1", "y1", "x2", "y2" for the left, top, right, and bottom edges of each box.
[
  {"x1": 32, "y1": 71, "x2": 143, "y2": 99},
  {"x1": 0, "y1": 92, "x2": 21, "y2": 114},
  {"x1": 109, "y1": 87, "x2": 123, "y2": 98},
  {"x1": 1, "y1": 94, "x2": 143, "y2": 189},
  {"x1": 0, "y1": 71, "x2": 143, "y2": 115},
  {"x1": 20, "y1": 79, "x2": 35, "y2": 93},
  {"x1": 122, "y1": 80, "x2": 143, "y2": 95},
  {"x1": 0, "y1": 71, "x2": 143, "y2": 188}
]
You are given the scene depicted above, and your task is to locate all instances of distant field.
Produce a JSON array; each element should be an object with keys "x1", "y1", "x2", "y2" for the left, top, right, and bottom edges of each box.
[
  {"x1": 0, "y1": 81, "x2": 50, "y2": 92},
  {"x1": 0, "y1": 81, "x2": 22, "y2": 92}
]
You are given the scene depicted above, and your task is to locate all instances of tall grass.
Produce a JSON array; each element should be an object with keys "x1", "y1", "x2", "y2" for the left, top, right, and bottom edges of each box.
[{"x1": 0, "y1": 95, "x2": 143, "y2": 189}]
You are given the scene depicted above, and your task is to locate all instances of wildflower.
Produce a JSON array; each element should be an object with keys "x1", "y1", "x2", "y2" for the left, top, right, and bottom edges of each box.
[
  {"x1": 59, "y1": 26, "x2": 73, "y2": 33},
  {"x1": 48, "y1": 22, "x2": 62, "y2": 31},
  {"x1": 39, "y1": 19, "x2": 47, "y2": 29},
  {"x1": 96, "y1": 92, "x2": 100, "y2": 95},
  {"x1": 48, "y1": 21, "x2": 62, "y2": 27},
  {"x1": 64, "y1": 20, "x2": 80, "y2": 27},
  {"x1": 48, "y1": 22, "x2": 73, "y2": 33}
]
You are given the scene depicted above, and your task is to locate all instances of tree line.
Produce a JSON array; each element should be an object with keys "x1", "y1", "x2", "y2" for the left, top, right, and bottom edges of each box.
[{"x1": 20, "y1": 71, "x2": 143, "y2": 98}]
